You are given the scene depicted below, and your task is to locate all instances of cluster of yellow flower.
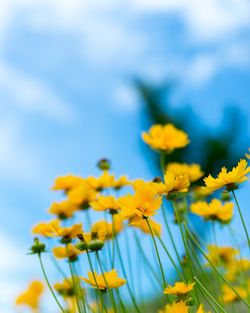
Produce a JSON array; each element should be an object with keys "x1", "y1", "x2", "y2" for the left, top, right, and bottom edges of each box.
[{"x1": 16, "y1": 123, "x2": 250, "y2": 313}]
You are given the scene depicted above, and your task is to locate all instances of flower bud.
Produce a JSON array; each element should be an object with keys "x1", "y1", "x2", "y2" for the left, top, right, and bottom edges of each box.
[
  {"x1": 97, "y1": 158, "x2": 111, "y2": 171},
  {"x1": 87, "y1": 239, "x2": 104, "y2": 251},
  {"x1": 30, "y1": 237, "x2": 46, "y2": 254},
  {"x1": 220, "y1": 191, "x2": 231, "y2": 201},
  {"x1": 75, "y1": 241, "x2": 88, "y2": 251}
]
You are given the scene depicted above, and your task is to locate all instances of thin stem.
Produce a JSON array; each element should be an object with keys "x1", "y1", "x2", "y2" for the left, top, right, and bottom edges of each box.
[
  {"x1": 146, "y1": 218, "x2": 167, "y2": 288},
  {"x1": 156, "y1": 232, "x2": 185, "y2": 280},
  {"x1": 232, "y1": 190, "x2": 250, "y2": 252},
  {"x1": 115, "y1": 235, "x2": 142, "y2": 313},
  {"x1": 162, "y1": 206, "x2": 184, "y2": 272},
  {"x1": 69, "y1": 263, "x2": 83, "y2": 313},
  {"x1": 86, "y1": 251, "x2": 107, "y2": 313},
  {"x1": 185, "y1": 223, "x2": 250, "y2": 309},
  {"x1": 96, "y1": 252, "x2": 118, "y2": 313},
  {"x1": 133, "y1": 231, "x2": 163, "y2": 290},
  {"x1": 38, "y1": 254, "x2": 65, "y2": 313},
  {"x1": 194, "y1": 276, "x2": 227, "y2": 313},
  {"x1": 111, "y1": 215, "x2": 116, "y2": 268}
]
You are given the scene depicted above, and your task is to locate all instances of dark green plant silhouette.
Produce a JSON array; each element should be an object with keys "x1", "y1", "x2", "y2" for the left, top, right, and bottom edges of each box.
[{"x1": 136, "y1": 80, "x2": 248, "y2": 180}]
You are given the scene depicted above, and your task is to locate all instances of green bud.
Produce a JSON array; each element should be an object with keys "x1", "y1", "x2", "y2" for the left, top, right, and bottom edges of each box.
[
  {"x1": 220, "y1": 191, "x2": 231, "y2": 201},
  {"x1": 60, "y1": 237, "x2": 72, "y2": 244},
  {"x1": 97, "y1": 158, "x2": 111, "y2": 171},
  {"x1": 87, "y1": 239, "x2": 104, "y2": 251},
  {"x1": 30, "y1": 237, "x2": 46, "y2": 254},
  {"x1": 75, "y1": 241, "x2": 88, "y2": 251}
]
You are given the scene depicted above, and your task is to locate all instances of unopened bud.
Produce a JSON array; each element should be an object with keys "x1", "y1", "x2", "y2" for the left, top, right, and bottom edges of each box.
[{"x1": 97, "y1": 158, "x2": 111, "y2": 171}]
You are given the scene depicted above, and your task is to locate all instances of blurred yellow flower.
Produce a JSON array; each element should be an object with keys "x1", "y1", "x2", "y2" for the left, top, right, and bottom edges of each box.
[
  {"x1": 54, "y1": 278, "x2": 75, "y2": 297},
  {"x1": 48, "y1": 200, "x2": 78, "y2": 219},
  {"x1": 119, "y1": 187, "x2": 162, "y2": 224},
  {"x1": 52, "y1": 174, "x2": 84, "y2": 192},
  {"x1": 53, "y1": 244, "x2": 82, "y2": 260},
  {"x1": 68, "y1": 183, "x2": 98, "y2": 208},
  {"x1": 87, "y1": 171, "x2": 115, "y2": 191},
  {"x1": 81, "y1": 269, "x2": 126, "y2": 290},
  {"x1": 164, "y1": 281, "x2": 195, "y2": 296},
  {"x1": 113, "y1": 175, "x2": 130, "y2": 190},
  {"x1": 197, "y1": 304, "x2": 211, "y2": 313},
  {"x1": 207, "y1": 245, "x2": 238, "y2": 265},
  {"x1": 91, "y1": 215, "x2": 123, "y2": 240},
  {"x1": 158, "y1": 300, "x2": 189, "y2": 313},
  {"x1": 164, "y1": 171, "x2": 190, "y2": 195},
  {"x1": 90, "y1": 195, "x2": 120, "y2": 214},
  {"x1": 132, "y1": 218, "x2": 161, "y2": 236},
  {"x1": 225, "y1": 259, "x2": 250, "y2": 281},
  {"x1": 222, "y1": 284, "x2": 247, "y2": 304},
  {"x1": 142, "y1": 124, "x2": 190, "y2": 152},
  {"x1": 203, "y1": 159, "x2": 250, "y2": 192},
  {"x1": 32, "y1": 219, "x2": 82, "y2": 239},
  {"x1": 190, "y1": 199, "x2": 233, "y2": 222},
  {"x1": 166, "y1": 163, "x2": 204, "y2": 183},
  {"x1": 132, "y1": 178, "x2": 166, "y2": 195},
  {"x1": 16, "y1": 281, "x2": 44, "y2": 310}
]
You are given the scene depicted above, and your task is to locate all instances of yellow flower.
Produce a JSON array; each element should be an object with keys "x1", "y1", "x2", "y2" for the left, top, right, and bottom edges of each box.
[
  {"x1": 132, "y1": 179, "x2": 166, "y2": 195},
  {"x1": 207, "y1": 245, "x2": 238, "y2": 266},
  {"x1": 225, "y1": 259, "x2": 250, "y2": 281},
  {"x1": 32, "y1": 220, "x2": 82, "y2": 239},
  {"x1": 53, "y1": 244, "x2": 82, "y2": 260},
  {"x1": 197, "y1": 304, "x2": 211, "y2": 313},
  {"x1": 164, "y1": 281, "x2": 195, "y2": 296},
  {"x1": 16, "y1": 281, "x2": 44, "y2": 309},
  {"x1": 190, "y1": 199, "x2": 234, "y2": 222},
  {"x1": 68, "y1": 183, "x2": 98, "y2": 208},
  {"x1": 54, "y1": 278, "x2": 75, "y2": 297},
  {"x1": 203, "y1": 159, "x2": 250, "y2": 192},
  {"x1": 142, "y1": 124, "x2": 190, "y2": 152},
  {"x1": 90, "y1": 195, "x2": 120, "y2": 213},
  {"x1": 52, "y1": 174, "x2": 84, "y2": 192},
  {"x1": 81, "y1": 269, "x2": 126, "y2": 290},
  {"x1": 164, "y1": 171, "x2": 190, "y2": 195},
  {"x1": 192, "y1": 186, "x2": 214, "y2": 199},
  {"x1": 113, "y1": 175, "x2": 130, "y2": 189},
  {"x1": 222, "y1": 284, "x2": 247, "y2": 304},
  {"x1": 48, "y1": 200, "x2": 78, "y2": 219},
  {"x1": 158, "y1": 301, "x2": 189, "y2": 313},
  {"x1": 87, "y1": 171, "x2": 115, "y2": 191},
  {"x1": 166, "y1": 163, "x2": 204, "y2": 183},
  {"x1": 119, "y1": 187, "x2": 162, "y2": 224},
  {"x1": 91, "y1": 215, "x2": 123, "y2": 240},
  {"x1": 131, "y1": 218, "x2": 161, "y2": 236}
]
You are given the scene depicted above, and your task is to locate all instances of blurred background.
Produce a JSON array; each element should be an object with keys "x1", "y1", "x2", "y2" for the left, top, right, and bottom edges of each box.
[{"x1": 0, "y1": 1, "x2": 250, "y2": 312}]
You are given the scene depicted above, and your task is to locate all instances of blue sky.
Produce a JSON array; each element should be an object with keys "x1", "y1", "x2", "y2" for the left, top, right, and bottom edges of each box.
[{"x1": 0, "y1": 0, "x2": 250, "y2": 312}]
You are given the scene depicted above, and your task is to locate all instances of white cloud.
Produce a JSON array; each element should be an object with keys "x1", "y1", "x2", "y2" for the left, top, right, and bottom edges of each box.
[
  {"x1": 113, "y1": 84, "x2": 140, "y2": 112},
  {"x1": 0, "y1": 117, "x2": 42, "y2": 181},
  {"x1": 133, "y1": 0, "x2": 250, "y2": 42},
  {"x1": 0, "y1": 63, "x2": 76, "y2": 123}
]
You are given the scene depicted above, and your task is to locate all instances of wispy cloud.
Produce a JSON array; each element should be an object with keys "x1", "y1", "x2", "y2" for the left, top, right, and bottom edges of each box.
[{"x1": 0, "y1": 63, "x2": 76, "y2": 123}]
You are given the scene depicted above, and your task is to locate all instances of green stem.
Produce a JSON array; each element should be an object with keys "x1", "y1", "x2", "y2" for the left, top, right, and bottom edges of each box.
[
  {"x1": 111, "y1": 215, "x2": 116, "y2": 268},
  {"x1": 146, "y1": 218, "x2": 167, "y2": 288},
  {"x1": 67, "y1": 249, "x2": 82, "y2": 313},
  {"x1": 96, "y1": 252, "x2": 118, "y2": 313},
  {"x1": 185, "y1": 223, "x2": 250, "y2": 309},
  {"x1": 156, "y1": 232, "x2": 185, "y2": 280},
  {"x1": 162, "y1": 207, "x2": 184, "y2": 272},
  {"x1": 38, "y1": 254, "x2": 66, "y2": 313},
  {"x1": 172, "y1": 201, "x2": 200, "y2": 306},
  {"x1": 133, "y1": 231, "x2": 163, "y2": 290},
  {"x1": 86, "y1": 251, "x2": 107, "y2": 313},
  {"x1": 194, "y1": 276, "x2": 228, "y2": 313},
  {"x1": 232, "y1": 190, "x2": 250, "y2": 252},
  {"x1": 115, "y1": 235, "x2": 142, "y2": 313}
]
